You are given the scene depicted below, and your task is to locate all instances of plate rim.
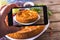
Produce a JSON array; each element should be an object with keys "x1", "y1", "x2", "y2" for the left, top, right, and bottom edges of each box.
[
  {"x1": 13, "y1": 14, "x2": 40, "y2": 25},
  {"x1": 5, "y1": 21, "x2": 49, "y2": 40}
]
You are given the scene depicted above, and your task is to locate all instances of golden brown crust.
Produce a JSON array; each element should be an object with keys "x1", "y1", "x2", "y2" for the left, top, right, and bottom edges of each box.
[
  {"x1": 16, "y1": 10, "x2": 38, "y2": 23},
  {"x1": 7, "y1": 25, "x2": 45, "y2": 39},
  {"x1": 6, "y1": 10, "x2": 44, "y2": 39}
]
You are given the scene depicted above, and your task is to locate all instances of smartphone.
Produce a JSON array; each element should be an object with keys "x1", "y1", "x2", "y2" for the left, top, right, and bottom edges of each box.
[{"x1": 8, "y1": 6, "x2": 48, "y2": 27}]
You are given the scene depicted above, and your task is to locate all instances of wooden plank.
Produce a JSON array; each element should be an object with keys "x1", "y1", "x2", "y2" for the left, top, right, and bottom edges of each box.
[
  {"x1": 48, "y1": 5, "x2": 60, "y2": 13},
  {"x1": 35, "y1": 32, "x2": 51, "y2": 40},
  {"x1": 49, "y1": 22, "x2": 60, "y2": 31},
  {"x1": 42, "y1": 0, "x2": 60, "y2": 5},
  {"x1": 33, "y1": 0, "x2": 60, "y2": 5},
  {"x1": 49, "y1": 13, "x2": 60, "y2": 21},
  {"x1": 46, "y1": 22, "x2": 60, "y2": 32},
  {"x1": 35, "y1": 32, "x2": 60, "y2": 40},
  {"x1": 33, "y1": 0, "x2": 60, "y2": 40},
  {"x1": 35, "y1": 22, "x2": 60, "y2": 40},
  {"x1": 33, "y1": 0, "x2": 60, "y2": 13}
]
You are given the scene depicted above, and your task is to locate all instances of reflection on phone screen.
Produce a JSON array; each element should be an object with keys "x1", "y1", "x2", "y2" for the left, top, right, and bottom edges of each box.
[{"x1": 12, "y1": 7, "x2": 44, "y2": 26}]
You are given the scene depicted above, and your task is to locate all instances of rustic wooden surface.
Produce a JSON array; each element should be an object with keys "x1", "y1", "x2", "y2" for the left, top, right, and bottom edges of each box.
[
  {"x1": 0, "y1": 0, "x2": 60, "y2": 40},
  {"x1": 34, "y1": 0, "x2": 60, "y2": 40}
]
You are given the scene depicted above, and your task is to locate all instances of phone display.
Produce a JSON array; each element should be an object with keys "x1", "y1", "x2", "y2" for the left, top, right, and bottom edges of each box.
[{"x1": 8, "y1": 6, "x2": 48, "y2": 26}]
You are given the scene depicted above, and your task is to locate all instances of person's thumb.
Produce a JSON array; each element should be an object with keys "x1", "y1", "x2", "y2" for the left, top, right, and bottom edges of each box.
[{"x1": 7, "y1": 26, "x2": 20, "y2": 34}]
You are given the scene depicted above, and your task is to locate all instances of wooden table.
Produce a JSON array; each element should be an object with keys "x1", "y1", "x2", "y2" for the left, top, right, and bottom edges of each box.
[
  {"x1": 33, "y1": 0, "x2": 60, "y2": 40},
  {"x1": 0, "y1": 0, "x2": 60, "y2": 40}
]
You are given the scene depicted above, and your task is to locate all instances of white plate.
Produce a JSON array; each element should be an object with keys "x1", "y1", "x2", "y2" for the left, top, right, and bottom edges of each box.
[
  {"x1": 23, "y1": 2, "x2": 34, "y2": 7},
  {"x1": 5, "y1": 21, "x2": 49, "y2": 40},
  {"x1": 13, "y1": 15, "x2": 40, "y2": 25}
]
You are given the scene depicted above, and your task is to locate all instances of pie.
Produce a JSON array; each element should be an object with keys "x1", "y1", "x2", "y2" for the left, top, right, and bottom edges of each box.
[
  {"x1": 6, "y1": 10, "x2": 44, "y2": 39},
  {"x1": 16, "y1": 10, "x2": 38, "y2": 23},
  {"x1": 7, "y1": 25, "x2": 44, "y2": 39}
]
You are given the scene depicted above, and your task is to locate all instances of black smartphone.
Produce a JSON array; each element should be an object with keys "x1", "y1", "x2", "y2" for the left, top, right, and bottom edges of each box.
[{"x1": 8, "y1": 6, "x2": 48, "y2": 27}]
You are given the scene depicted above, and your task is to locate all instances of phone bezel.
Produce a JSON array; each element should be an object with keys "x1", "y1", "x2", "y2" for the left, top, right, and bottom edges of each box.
[{"x1": 8, "y1": 6, "x2": 48, "y2": 26}]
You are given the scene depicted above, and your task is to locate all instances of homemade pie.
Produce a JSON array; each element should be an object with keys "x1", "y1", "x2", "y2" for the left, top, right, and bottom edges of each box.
[
  {"x1": 5, "y1": 10, "x2": 44, "y2": 39},
  {"x1": 16, "y1": 10, "x2": 38, "y2": 23},
  {"x1": 7, "y1": 25, "x2": 45, "y2": 39}
]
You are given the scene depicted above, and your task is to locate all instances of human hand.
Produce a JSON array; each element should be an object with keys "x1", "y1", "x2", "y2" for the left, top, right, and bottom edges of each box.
[{"x1": 0, "y1": 4, "x2": 20, "y2": 38}]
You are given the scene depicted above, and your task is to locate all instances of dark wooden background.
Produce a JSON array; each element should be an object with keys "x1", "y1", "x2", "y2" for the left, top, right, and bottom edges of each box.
[
  {"x1": 33, "y1": 0, "x2": 60, "y2": 40},
  {"x1": 0, "y1": 0, "x2": 60, "y2": 40}
]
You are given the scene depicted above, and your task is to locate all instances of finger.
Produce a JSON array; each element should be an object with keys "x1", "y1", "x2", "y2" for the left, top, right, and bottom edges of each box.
[
  {"x1": 0, "y1": 4, "x2": 19, "y2": 20},
  {"x1": 7, "y1": 26, "x2": 20, "y2": 33},
  {"x1": 4, "y1": 15, "x2": 20, "y2": 34},
  {"x1": 5, "y1": 16, "x2": 8, "y2": 26},
  {"x1": 0, "y1": 5, "x2": 6, "y2": 11}
]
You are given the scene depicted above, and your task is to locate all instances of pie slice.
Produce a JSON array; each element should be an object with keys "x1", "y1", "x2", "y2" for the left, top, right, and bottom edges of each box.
[{"x1": 7, "y1": 25, "x2": 45, "y2": 39}]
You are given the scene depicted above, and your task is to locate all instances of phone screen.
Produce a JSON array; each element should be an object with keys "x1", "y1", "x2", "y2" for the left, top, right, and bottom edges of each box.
[{"x1": 8, "y1": 6, "x2": 48, "y2": 26}]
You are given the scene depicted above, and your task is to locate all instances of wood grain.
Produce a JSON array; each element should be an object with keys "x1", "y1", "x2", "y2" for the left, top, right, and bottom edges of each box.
[
  {"x1": 34, "y1": 0, "x2": 60, "y2": 40},
  {"x1": 49, "y1": 13, "x2": 60, "y2": 21},
  {"x1": 35, "y1": 32, "x2": 60, "y2": 40}
]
